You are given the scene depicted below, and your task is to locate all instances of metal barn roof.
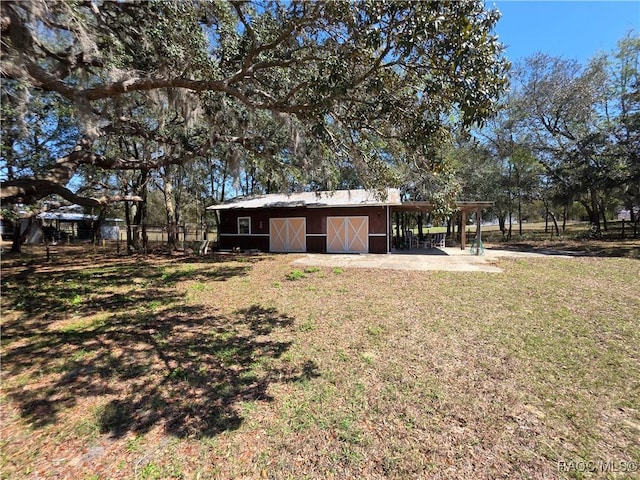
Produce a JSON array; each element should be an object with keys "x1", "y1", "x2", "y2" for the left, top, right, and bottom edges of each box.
[
  {"x1": 37, "y1": 212, "x2": 123, "y2": 222},
  {"x1": 207, "y1": 188, "x2": 402, "y2": 210}
]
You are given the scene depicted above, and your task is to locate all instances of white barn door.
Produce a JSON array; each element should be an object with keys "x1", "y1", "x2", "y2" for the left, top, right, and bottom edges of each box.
[
  {"x1": 269, "y1": 218, "x2": 306, "y2": 252},
  {"x1": 326, "y1": 216, "x2": 369, "y2": 253}
]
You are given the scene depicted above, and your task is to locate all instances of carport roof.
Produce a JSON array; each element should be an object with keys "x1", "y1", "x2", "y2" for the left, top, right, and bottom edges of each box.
[{"x1": 207, "y1": 188, "x2": 403, "y2": 210}]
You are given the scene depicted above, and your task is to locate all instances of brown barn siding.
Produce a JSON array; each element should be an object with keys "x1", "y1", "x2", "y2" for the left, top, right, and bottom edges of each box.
[
  {"x1": 220, "y1": 235, "x2": 269, "y2": 251},
  {"x1": 218, "y1": 211, "x2": 269, "y2": 235},
  {"x1": 369, "y1": 236, "x2": 387, "y2": 254},
  {"x1": 307, "y1": 207, "x2": 387, "y2": 234},
  {"x1": 218, "y1": 206, "x2": 389, "y2": 253},
  {"x1": 306, "y1": 236, "x2": 326, "y2": 253}
]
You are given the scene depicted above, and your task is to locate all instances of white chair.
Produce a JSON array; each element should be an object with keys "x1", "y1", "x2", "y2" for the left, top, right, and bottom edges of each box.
[
  {"x1": 405, "y1": 230, "x2": 418, "y2": 248},
  {"x1": 432, "y1": 233, "x2": 445, "y2": 248}
]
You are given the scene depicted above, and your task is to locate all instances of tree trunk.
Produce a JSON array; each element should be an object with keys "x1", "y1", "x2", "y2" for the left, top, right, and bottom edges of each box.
[
  {"x1": 91, "y1": 208, "x2": 106, "y2": 244},
  {"x1": 507, "y1": 189, "x2": 513, "y2": 239},
  {"x1": 141, "y1": 197, "x2": 149, "y2": 255},
  {"x1": 10, "y1": 217, "x2": 33, "y2": 253},
  {"x1": 497, "y1": 215, "x2": 506, "y2": 236},
  {"x1": 130, "y1": 169, "x2": 149, "y2": 253},
  {"x1": 625, "y1": 200, "x2": 638, "y2": 238},
  {"x1": 219, "y1": 158, "x2": 228, "y2": 202},
  {"x1": 589, "y1": 188, "x2": 600, "y2": 232},
  {"x1": 599, "y1": 197, "x2": 608, "y2": 232},
  {"x1": 549, "y1": 210, "x2": 560, "y2": 237},
  {"x1": 542, "y1": 199, "x2": 560, "y2": 237},
  {"x1": 132, "y1": 204, "x2": 142, "y2": 251},
  {"x1": 545, "y1": 211, "x2": 548, "y2": 234},
  {"x1": 125, "y1": 200, "x2": 132, "y2": 254},
  {"x1": 132, "y1": 201, "x2": 149, "y2": 254},
  {"x1": 507, "y1": 163, "x2": 513, "y2": 240},
  {"x1": 163, "y1": 169, "x2": 178, "y2": 253},
  {"x1": 518, "y1": 194, "x2": 523, "y2": 237}
]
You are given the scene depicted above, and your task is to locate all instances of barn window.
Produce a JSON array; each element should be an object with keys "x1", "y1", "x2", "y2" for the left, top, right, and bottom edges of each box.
[{"x1": 238, "y1": 217, "x2": 251, "y2": 234}]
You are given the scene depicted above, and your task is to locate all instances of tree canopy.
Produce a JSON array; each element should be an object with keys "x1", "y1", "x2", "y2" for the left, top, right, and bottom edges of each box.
[
  {"x1": 1, "y1": 0, "x2": 509, "y2": 209},
  {"x1": 450, "y1": 32, "x2": 639, "y2": 236}
]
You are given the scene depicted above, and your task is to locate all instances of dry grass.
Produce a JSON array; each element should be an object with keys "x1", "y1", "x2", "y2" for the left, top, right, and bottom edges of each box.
[
  {"x1": 1, "y1": 244, "x2": 639, "y2": 479},
  {"x1": 481, "y1": 221, "x2": 640, "y2": 259}
]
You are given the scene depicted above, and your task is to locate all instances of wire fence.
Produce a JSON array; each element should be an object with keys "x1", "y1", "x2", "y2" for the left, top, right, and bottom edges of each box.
[{"x1": 118, "y1": 225, "x2": 216, "y2": 243}]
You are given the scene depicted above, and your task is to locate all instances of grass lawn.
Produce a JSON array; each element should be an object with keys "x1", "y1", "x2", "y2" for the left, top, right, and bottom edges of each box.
[{"x1": 1, "y1": 243, "x2": 639, "y2": 479}]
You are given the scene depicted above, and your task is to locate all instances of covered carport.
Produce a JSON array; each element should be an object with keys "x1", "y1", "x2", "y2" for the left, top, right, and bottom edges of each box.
[{"x1": 391, "y1": 201, "x2": 494, "y2": 255}]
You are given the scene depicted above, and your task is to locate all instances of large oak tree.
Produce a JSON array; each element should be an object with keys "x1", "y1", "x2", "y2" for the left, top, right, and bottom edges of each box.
[{"x1": 1, "y1": 0, "x2": 509, "y2": 208}]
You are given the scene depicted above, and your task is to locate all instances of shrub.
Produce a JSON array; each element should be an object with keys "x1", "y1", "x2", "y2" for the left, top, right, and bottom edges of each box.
[{"x1": 286, "y1": 270, "x2": 306, "y2": 281}]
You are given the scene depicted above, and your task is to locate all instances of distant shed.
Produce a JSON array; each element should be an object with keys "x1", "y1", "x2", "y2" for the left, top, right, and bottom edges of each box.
[{"x1": 19, "y1": 211, "x2": 122, "y2": 244}]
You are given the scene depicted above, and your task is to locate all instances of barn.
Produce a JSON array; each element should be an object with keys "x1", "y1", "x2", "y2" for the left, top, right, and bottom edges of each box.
[
  {"x1": 208, "y1": 188, "x2": 493, "y2": 254},
  {"x1": 208, "y1": 189, "x2": 401, "y2": 254}
]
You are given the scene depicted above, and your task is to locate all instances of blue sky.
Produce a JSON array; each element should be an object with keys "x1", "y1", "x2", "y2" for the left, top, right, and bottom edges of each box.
[{"x1": 491, "y1": 1, "x2": 639, "y2": 64}]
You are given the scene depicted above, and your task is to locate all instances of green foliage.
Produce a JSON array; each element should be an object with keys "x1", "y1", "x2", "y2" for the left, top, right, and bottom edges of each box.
[
  {"x1": 286, "y1": 269, "x2": 306, "y2": 281},
  {"x1": 366, "y1": 325, "x2": 385, "y2": 337},
  {"x1": 298, "y1": 318, "x2": 316, "y2": 333},
  {"x1": 138, "y1": 462, "x2": 163, "y2": 480},
  {"x1": 468, "y1": 33, "x2": 640, "y2": 233},
  {"x1": 1, "y1": 0, "x2": 509, "y2": 211}
]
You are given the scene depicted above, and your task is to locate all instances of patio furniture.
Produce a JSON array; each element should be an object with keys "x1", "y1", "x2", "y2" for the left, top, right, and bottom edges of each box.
[
  {"x1": 419, "y1": 235, "x2": 433, "y2": 248},
  {"x1": 198, "y1": 240, "x2": 211, "y2": 255},
  {"x1": 432, "y1": 233, "x2": 446, "y2": 248},
  {"x1": 405, "y1": 230, "x2": 419, "y2": 248},
  {"x1": 470, "y1": 237, "x2": 485, "y2": 255}
]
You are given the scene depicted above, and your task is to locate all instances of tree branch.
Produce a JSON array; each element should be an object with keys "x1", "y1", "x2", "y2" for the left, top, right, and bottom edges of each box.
[{"x1": 0, "y1": 178, "x2": 142, "y2": 207}]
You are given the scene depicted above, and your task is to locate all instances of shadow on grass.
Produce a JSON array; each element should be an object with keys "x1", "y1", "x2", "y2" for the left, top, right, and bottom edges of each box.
[
  {"x1": 2, "y1": 253, "x2": 315, "y2": 439},
  {"x1": 3, "y1": 303, "x2": 310, "y2": 438},
  {"x1": 489, "y1": 240, "x2": 640, "y2": 259},
  {"x1": 479, "y1": 223, "x2": 640, "y2": 260},
  {"x1": 177, "y1": 252, "x2": 272, "y2": 265},
  {"x1": 1, "y1": 258, "x2": 255, "y2": 342}
]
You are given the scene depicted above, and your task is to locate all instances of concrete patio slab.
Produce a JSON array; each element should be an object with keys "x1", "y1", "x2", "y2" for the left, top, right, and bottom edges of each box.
[{"x1": 291, "y1": 247, "x2": 574, "y2": 273}]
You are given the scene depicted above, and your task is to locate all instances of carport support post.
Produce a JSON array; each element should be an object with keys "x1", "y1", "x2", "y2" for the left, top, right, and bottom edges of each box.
[
  {"x1": 460, "y1": 209, "x2": 467, "y2": 250},
  {"x1": 475, "y1": 207, "x2": 482, "y2": 255},
  {"x1": 386, "y1": 206, "x2": 392, "y2": 253}
]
